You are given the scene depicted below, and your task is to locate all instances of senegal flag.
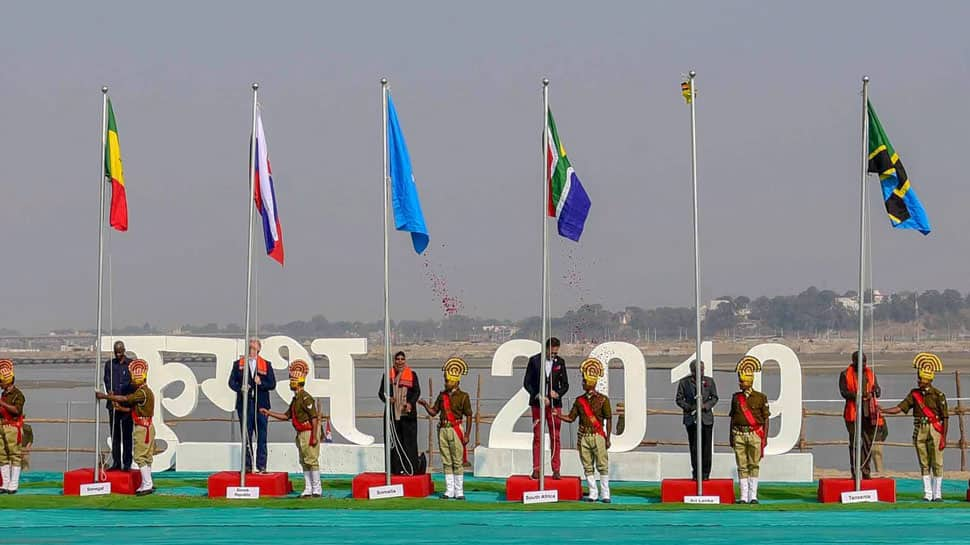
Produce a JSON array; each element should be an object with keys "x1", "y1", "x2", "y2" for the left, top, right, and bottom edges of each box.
[
  {"x1": 867, "y1": 100, "x2": 930, "y2": 235},
  {"x1": 105, "y1": 98, "x2": 128, "y2": 232}
]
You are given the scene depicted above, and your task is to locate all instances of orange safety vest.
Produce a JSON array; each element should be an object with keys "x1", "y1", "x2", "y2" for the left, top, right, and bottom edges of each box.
[
  {"x1": 389, "y1": 367, "x2": 415, "y2": 388},
  {"x1": 238, "y1": 356, "x2": 269, "y2": 374},
  {"x1": 843, "y1": 365, "x2": 876, "y2": 423}
]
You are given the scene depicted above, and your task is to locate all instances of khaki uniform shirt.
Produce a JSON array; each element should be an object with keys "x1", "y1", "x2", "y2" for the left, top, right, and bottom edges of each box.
[
  {"x1": 433, "y1": 388, "x2": 472, "y2": 426},
  {"x1": 729, "y1": 390, "x2": 769, "y2": 428},
  {"x1": 1, "y1": 387, "x2": 24, "y2": 418},
  {"x1": 897, "y1": 386, "x2": 949, "y2": 425},
  {"x1": 566, "y1": 391, "x2": 612, "y2": 435},
  {"x1": 125, "y1": 385, "x2": 155, "y2": 418},
  {"x1": 285, "y1": 389, "x2": 318, "y2": 424}
]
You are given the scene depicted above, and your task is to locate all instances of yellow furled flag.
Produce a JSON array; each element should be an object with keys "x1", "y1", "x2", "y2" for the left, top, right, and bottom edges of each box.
[
  {"x1": 681, "y1": 80, "x2": 693, "y2": 104},
  {"x1": 105, "y1": 98, "x2": 127, "y2": 232}
]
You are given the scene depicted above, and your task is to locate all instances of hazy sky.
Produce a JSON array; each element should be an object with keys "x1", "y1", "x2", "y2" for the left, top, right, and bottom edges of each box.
[{"x1": 2, "y1": 1, "x2": 969, "y2": 334}]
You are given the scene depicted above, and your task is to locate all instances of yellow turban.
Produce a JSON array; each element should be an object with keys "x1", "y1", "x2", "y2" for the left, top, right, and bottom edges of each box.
[
  {"x1": 581, "y1": 358, "x2": 605, "y2": 386},
  {"x1": 736, "y1": 355, "x2": 762, "y2": 383},
  {"x1": 443, "y1": 358, "x2": 468, "y2": 383},
  {"x1": 913, "y1": 352, "x2": 942, "y2": 382}
]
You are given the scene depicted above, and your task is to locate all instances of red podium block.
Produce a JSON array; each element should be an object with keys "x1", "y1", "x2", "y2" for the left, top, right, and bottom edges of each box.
[
  {"x1": 63, "y1": 468, "x2": 141, "y2": 495},
  {"x1": 661, "y1": 479, "x2": 735, "y2": 503},
  {"x1": 505, "y1": 475, "x2": 583, "y2": 501},
  {"x1": 817, "y1": 478, "x2": 895, "y2": 503},
  {"x1": 207, "y1": 471, "x2": 293, "y2": 497},
  {"x1": 351, "y1": 472, "x2": 434, "y2": 498}
]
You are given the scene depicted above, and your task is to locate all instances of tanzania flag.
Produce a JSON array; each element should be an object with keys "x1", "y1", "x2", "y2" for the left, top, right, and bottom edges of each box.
[
  {"x1": 867, "y1": 100, "x2": 930, "y2": 235},
  {"x1": 104, "y1": 98, "x2": 128, "y2": 232},
  {"x1": 546, "y1": 109, "x2": 591, "y2": 241}
]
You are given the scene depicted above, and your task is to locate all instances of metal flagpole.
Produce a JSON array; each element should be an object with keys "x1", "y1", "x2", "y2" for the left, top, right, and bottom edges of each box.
[
  {"x1": 240, "y1": 82, "x2": 259, "y2": 487},
  {"x1": 539, "y1": 78, "x2": 550, "y2": 491},
  {"x1": 854, "y1": 76, "x2": 870, "y2": 492},
  {"x1": 94, "y1": 86, "x2": 108, "y2": 481},
  {"x1": 382, "y1": 77, "x2": 392, "y2": 487},
  {"x1": 687, "y1": 70, "x2": 704, "y2": 497}
]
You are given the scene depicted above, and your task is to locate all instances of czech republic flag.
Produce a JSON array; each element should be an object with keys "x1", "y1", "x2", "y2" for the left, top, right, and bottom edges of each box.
[{"x1": 253, "y1": 108, "x2": 284, "y2": 265}]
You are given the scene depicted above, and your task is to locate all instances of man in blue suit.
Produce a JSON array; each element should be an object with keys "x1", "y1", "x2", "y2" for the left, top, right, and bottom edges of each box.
[{"x1": 229, "y1": 338, "x2": 277, "y2": 473}]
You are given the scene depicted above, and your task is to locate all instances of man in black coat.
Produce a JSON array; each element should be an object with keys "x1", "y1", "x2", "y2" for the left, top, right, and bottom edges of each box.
[
  {"x1": 103, "y1": 340, "x2": 134, "y2": 471},
  {"x1": 676, "y1": 359, "x2": 718, "y2": 480},
  {"x1": 228, "y1": 338, "x2": 277, "y2": 473},
  {"x1": 523, "y1": 337, "x2": 569, "y2": 479}
]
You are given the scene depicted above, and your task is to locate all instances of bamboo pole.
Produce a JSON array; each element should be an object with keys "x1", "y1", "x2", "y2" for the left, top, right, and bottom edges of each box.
[
  {"x1": 956, "y1": 370, "x2": 967, "y2": 471},
  {"x1": 474, "y1": 373, "x2": 482, "y2": 448}
]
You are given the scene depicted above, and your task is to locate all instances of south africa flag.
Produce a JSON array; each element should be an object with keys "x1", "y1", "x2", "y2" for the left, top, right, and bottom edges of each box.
[{"x1": 546, "y1": 109, "x2": 591, "y2": 242}]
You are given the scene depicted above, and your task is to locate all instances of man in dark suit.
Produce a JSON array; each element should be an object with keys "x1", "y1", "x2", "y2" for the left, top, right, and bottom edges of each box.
[
  {"x1": 523, "y1": 337, "x2": 569, "y2": 479},
  {"x1": 676, "y1": 359, "x2": 718, "y2": 480},
  {"x1": 229, "y1": 338, "x2": 277, "y2": 473},
  {"x1": 103, "y1": 340, "x2": 134, "y2": 471}
]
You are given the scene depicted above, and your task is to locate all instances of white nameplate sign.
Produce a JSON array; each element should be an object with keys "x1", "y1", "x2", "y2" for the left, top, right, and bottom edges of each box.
[
  {"x1": 227, "y1": 486, "x2": 261, "y2": 499},
  {"x1": 523, "y1": 489, "x2": 559, "y2": 504},
  {"x1": 368, "y1": 484, "x2": 404, "y2": 499},
  {"x1": 684, "y1": 495, "x2": 721, "y2": 504},
  {"x1": 80, "y1": 482, "x2": 112, "y2": 496},
  {"x1": 841, "y1": 489, "x2": 878, "y2": 504}
]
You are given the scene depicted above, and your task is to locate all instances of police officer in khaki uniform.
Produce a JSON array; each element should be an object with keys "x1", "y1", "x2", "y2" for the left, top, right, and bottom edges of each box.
[
  {"x1": 419, "y1": 358, "x2": 473, "y2": 500},
  {"x1": 559, "y1": 358, "x2": 613, "y2": 503},
  {"x1": 729, "y1": 356, "x2": 770, "y2": 504},
  {"x1": 0, "y1": 359, "x2": 25, "y2": 494},
  {"x1": 97, "y1": 359, "x2": 157, "y2": 495},
  {"x1": 883, "y1": 352, "x2": 948, "y2": 501},
  {"x1": 261, "y1": 360, "x2": 322, "y2": 498}
]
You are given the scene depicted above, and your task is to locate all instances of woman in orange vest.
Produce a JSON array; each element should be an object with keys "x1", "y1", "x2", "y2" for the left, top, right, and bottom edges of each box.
[{"x1": 838, "y1": 351, "x2": 881, "y2": 480}]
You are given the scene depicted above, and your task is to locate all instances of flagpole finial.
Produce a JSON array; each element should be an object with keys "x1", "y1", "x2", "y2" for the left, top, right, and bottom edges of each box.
[
  {"x1": 381, "y1": 77, "x2": 388, "y2": 85},
  {"x1": 102, "y1": 86, "x2": 108, "y2": 94},
  {"x1": 252, "y1": 82, "x2": 259, "y2": 91},
  {"x1": 689, "y1": 70, "x2": 696, "y2": 78},
  {"x1": 862, "y1": 76, "x2": 870, "y2": 83},
  {"x1": 542, "y1": 78, "x2": 549, "y2": 86}
]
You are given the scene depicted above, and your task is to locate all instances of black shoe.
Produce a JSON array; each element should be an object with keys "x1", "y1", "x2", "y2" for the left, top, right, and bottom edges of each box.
[
  {"x1": 933, "y1": 498, "x2": 944, "y2": 503},
  {"x1": 583, "y1": 496, "x2": 595, "y2": 502},
  {"x1": 5, "y1": 490, "x2": 16, "y2": 495},
  {"x1": 440, "y1": 494, "x2": 453, "y2": 500},
  {"x1": 454, "y1": 496, "x2": 466, "y2": 500},
  {"x1": 530, "y1": 471, "x2": 538, "y2": 480},
  {"x1": 312, "y1": 493, "x2": 322, "y2": 498},
  {"x1": 135, "y1": 487, "x2": 155, "y2": 496},
  {"x1": 107, "y1": 465, "x2": 121, "y2": 472},
  {"x1": 552, "y1": 472, "x2": 561, "y2": 480},
  {"x1": 0, "y1": 490, "x2": 7, "y2": 495},
  {"x1": 749, "y1": 498, "x2": 759, "y2": 505},
  {"x1": 601, "y1": 498, "x2": 611, "y2": 504},
  {"x1": 923, "y1": 497, "x2": 932, "y2": 502},
  {"x1": 735, "y1": 499, "x2": 748, "y2": 504},
  {"x1": 121, "y1": 466, "x2": 131, "y2": 472}
]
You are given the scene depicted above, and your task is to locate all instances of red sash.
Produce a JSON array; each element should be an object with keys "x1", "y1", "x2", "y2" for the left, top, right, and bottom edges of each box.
[
  {"x1": 441, "y1": 393, "x2": 468, "y2": 464},
  {"x1": 576, "y1": 395, "x2": 607, "y2": 439},
  {"x1": 912, "y1": 389, "x2": 945, "y2": 449},
  {"x1": 0, "y1": 406, "x2": 23, "y2": 443},
  {"x1": 132, "y1": 414, "x2": 153, "y2": 444},
  {"x1": 736, "y1": 393, "x2": 767, "y2": 457}
]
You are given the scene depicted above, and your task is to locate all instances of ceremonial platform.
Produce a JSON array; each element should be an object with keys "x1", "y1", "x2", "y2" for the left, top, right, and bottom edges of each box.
[
  {"x1": 62, "y1": 468, "x2": 141, "y2": 495},
  {"x1": 351, "y1": 472, "x2": 434, "y2": 498},
  {"x1": 661, "y1": 479, "x2": 735, "y2": 503},
  {"x1": 206, "y1": 471, "x2": 293, "y2": 497},
  {"x1": 505, "y1": 474, "x2": 583, "y2": 501},
  {"x1": 817, "y1": 478, "x2": 896, "y2": 503}
]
